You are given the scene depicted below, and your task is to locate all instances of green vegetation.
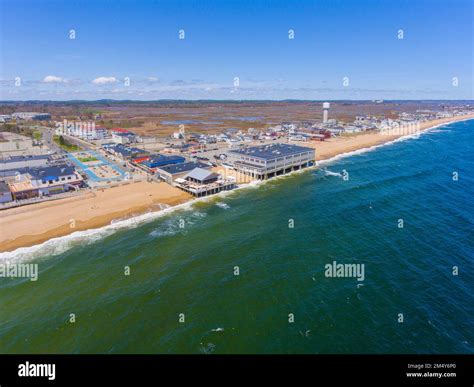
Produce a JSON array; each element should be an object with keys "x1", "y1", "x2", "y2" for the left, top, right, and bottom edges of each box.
[
  {"x1": 33, "y1": 131, "x2": 42, "y2": 141},
  {"x1": 53, "y1": 135, "x2": 81, "y2": 152},
  {"x1": 77, "y1": 156, "x2": 98, "y2": 163}
]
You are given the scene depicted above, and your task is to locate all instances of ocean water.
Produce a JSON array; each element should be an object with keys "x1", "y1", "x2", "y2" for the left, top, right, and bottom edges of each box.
[{"x1": 0, "y1": 120, "x2": 473, "y2": 354}]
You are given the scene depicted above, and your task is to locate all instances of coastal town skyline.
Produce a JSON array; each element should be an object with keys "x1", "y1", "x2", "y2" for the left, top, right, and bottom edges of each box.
[{"x1": 1, "y1": 0, "x2": 473, "y2": 101}]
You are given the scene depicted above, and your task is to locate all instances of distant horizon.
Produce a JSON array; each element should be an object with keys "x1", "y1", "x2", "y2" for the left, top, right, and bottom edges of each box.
[
  {"x1": 1, "y1": 0, "x2": 472, "y2": 100},
  {"x1": 1, "y1": 98, "x2": 474, "y2": 104}
]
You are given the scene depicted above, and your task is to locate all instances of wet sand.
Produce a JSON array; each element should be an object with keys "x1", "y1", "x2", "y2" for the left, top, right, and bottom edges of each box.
[
  {"x1": 0, "y1": 181, "x2": 191, "y2": 252},
  {"x1": 1, "y1": 114, "x2": 473, "y2": 253},
  {"x1": 305, "y1": 115, "x2": 474, "y2": 160}
]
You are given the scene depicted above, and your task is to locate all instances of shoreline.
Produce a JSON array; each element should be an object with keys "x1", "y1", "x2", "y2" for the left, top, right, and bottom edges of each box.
[{"x1": 1, "y1": 114, "x2": 474, "y2": 255}]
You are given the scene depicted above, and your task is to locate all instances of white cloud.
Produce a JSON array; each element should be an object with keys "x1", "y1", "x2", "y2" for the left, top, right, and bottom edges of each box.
[
  {"x1": 92, "y1": 76, "x2": 118, "y2": 85},
  {"x1": 43, "y1": 75, "x2": 65, "y2": 83},
  {"x1": 147, "y1": 77, "x2": 159, "y2": 81}
]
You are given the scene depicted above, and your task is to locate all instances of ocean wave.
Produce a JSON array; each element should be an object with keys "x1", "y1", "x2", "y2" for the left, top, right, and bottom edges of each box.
[
  {"x1": 0, "y1": 199, "x2": 198, "y2": 263},
  {"x1": 216, "y1": 202, "x2": 230, "y2": 210},
  {"x1": 323, "y1": 169, "x2": 343, "y2": 178},
  {"x1": 148, "y1": 218, "x2": 182, "y2": 238},
  {"x1": 199, "y1": 342, "x2": 216, "y2": 354},
  {"x1": 315, "y1": 122, "x2": 451, "y2": 168},
  {"x1": 3, "y1": 118, "x2": 471, "y2": 262}
]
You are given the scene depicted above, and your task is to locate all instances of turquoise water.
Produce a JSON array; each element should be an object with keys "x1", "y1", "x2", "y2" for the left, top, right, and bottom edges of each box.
[{"x1": 1, "y1": 120, "x2": 473, "y2": 354}]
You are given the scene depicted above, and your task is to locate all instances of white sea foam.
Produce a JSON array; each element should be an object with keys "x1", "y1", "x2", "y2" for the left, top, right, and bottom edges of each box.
[
  {"x1": 324, "y1": 169, "x2": 343, "y2": 178},
  {"x1": 0, "y1": 199, "x2": 198, "y2": 263},
  {"x1": 3, "y1": 118, "x2": 472, "y2": 262},
  {"x1": 315, "y1": 121, "x2": 454, "y2": 168},
  {"x1": 148, "y1": 210, "x2": 206, "y2": 238},
  {"x1": 216, "y1": 202, "x2": 230, "y2": 210},
  {"x1": 148, "y1": 218, "x2": 181, "y2": 238}
]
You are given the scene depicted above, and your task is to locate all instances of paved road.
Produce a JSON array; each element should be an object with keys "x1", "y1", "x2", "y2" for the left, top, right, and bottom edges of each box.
[{"x1": 28, "y1": 125, "x2": 63, "y2": 154}]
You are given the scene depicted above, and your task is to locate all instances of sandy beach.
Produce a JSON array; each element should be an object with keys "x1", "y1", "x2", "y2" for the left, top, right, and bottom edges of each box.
[
  {"x1": 0, "y1": 181, "x2": 191, "y2": 252},
  {"x1": 306, "y1": 115, "x2": 474, "y2": 161},
  {"x1": 1, "y1": 114, "x2": 473, "y2": 253}
]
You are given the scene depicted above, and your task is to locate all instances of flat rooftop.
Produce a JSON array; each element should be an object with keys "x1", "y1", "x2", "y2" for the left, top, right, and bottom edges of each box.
[
  {"x1": 29, "y1": 165, "x2": 77, "y2": 180},
  {"x1": 142, "y1": 154, "x2": 185, "y2": 166},
  {"x1": 0, "y1": 154, "x2": 51, "y2": 164},
  {"x1": 229, "y1": 143, "x2": 314, "y2": 160},
  {"x1": 157, "y1": 161, "x2": 209, "y2": 175}
]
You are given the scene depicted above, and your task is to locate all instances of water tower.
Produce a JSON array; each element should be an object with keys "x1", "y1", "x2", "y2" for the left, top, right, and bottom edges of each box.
[{"x1": 322, "y1": 102, "x2": 330, "y2": 123}]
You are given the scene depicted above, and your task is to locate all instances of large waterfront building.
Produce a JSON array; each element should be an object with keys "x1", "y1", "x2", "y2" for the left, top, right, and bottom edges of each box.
[{"x1": 227, "y1": 143, "x2": 315, "y2": 179}]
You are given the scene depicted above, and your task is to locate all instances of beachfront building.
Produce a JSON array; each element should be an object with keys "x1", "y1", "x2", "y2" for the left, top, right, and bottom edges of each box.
[
  {"x1": 6, "y1": 165, "x2": 83, "y2": 200},
  {"x1": 175, "y1": 168, "x2": 236, "y2": 197},
  {"x1": 155, "y1": 161, "x2": 210, "y2": 184},
  {"x1": 227, "y1": 143, "x2": 315, "y2": 180}
]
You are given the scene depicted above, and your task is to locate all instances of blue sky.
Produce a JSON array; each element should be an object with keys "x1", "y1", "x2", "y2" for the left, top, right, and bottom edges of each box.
[{"x1": 0, "y1": 0, "x2": 472, "y2": 100}]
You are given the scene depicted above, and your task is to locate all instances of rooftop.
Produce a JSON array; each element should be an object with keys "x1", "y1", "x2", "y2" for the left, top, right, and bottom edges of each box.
[
  {"x1": 185, "y1": 167, "x2": 219, "y2": 182},
  {"x1": 142, "y1": 153, "x2": 185, "y2": 168},
  {"x1": 0, "y1": 154, "x2": 51, "y2": 164},
  {"x1": 111, "y1": 127, "x2": 132, "y2": 133},
  {"x1": 157, "y1": 161, "x2": 209, "y2": 175},
  {"x1": 229, "y1": 143, "x2": 314, "y2": 159},
  {"x1": 107, "y1": 144, "x2": 146, "y2": 157},
  {"x1": 8, "y1": 180, "x2": 35, "y2": 193},
  {"x1": 29, "y1": 165, "x2": 77, "y2": 180}
]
